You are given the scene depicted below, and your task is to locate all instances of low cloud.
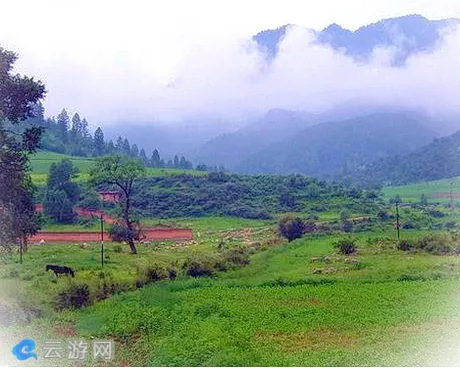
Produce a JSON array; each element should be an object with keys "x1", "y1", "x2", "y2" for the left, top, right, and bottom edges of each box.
[{"x1": 10, "y1": 20, "x2": 460, "y2": 127}]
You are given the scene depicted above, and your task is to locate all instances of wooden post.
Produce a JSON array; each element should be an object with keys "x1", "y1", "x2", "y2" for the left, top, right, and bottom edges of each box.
[
  {"x1": 395, "y1": 200, "x2": 400, "y2": 240},
  {"x1": 100, "y1": 214, "x2": 104, "y2": 268}
]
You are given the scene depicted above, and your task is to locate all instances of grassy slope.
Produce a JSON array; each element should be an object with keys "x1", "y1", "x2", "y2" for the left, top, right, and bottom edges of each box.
[
  {"x1": 3, "y1": 227, "x2": 460, "y2": 366},
  {"x1": 383, "y1": 176, "x2": 460, "y2": 203},
  {"x1": 75, "y1": 231, "x2": 460, "y2": 366},
  {"x1": 29, "y1": 150, "x2": 204, "y2": 185}
]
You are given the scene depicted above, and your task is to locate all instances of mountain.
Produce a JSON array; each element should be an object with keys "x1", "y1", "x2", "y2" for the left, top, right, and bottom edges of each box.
[
  {"x1": 234, "y1": 112, "x2": 437, "y2": 178},
  {"x1": 189, "y1": 109, "x2": 320, "y2": 168},
  {"x1": 253, "y1": 15, "x2": 460, "y2": 65},
  {"x1": 350, "y1": 129, "x2": 460, "y2": 186},
  {"x1": 104, "y1": 120, "x2": 232, "y2": 159}
]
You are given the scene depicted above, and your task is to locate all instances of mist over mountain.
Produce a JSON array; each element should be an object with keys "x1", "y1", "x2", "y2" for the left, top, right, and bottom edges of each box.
[
  {"x1": 254, "y1": 14, "x2": 460, "y2": 65},
  {"x1": 233, "y1": 112, "x2": 437, "y2": 177},
  {"x1": 350, "y1": 129, "x2": 460, "y2": 186}
]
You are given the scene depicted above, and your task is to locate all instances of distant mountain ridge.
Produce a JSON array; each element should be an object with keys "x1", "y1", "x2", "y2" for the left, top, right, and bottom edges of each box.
[
  {"x1": 253, "y1": 14, "x2": 460, "y2": 65},
  {"x1": 234, "y1": 112, "x2": 437, "y2": 178},
  {"x1": 350, "y1": 129, "x2": 460, "y2": 186}
]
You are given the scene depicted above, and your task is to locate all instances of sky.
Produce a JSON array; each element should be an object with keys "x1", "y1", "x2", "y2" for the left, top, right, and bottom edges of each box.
[{"x1": 2, "y1": 0, "x2": 460, "y2": 126}]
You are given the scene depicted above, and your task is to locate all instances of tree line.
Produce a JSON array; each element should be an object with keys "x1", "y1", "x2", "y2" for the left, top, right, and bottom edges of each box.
[{"x1": 19, "y1": 105, "x2": 223, "y2": 172}]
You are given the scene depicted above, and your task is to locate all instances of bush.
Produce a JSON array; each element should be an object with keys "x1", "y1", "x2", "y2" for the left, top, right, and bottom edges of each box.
[
  {"x1": 396, "y1": 239, "x2": 414, "y2": 251},
  {"x1": 143, "y1": 263, "x2": 169, "y2": 283},
  {"x1": 108, "y1": 224, "x2": 141, "y2": 243},
  {"x1": 222, "y1": 247, "x2": 250, "y2": 267},
  {"x1": 334, "y1": 238, "x2": 356, "y2": 255},
  {"x1": 78, "y1": 216, "x2": 96, "y2": 228},
  {"x1": 278, "y1": 214, "x2": 305, "y2": 241},
  {"x1": 55, "y1": 283, "x2": 92, "y2": 310},
  {"x1": 182, "y1": 254, "x2": 217, "y2": 277},
  {"x1": 396, "y1": 233, "x2": 457, "y2": 255},
  {"x1": 416, "y1": 234, "x2": 454, "y2": 254}
]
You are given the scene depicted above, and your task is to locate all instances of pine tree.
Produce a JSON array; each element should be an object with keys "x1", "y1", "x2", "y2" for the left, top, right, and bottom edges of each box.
[
  {"x1": 131, "y1": 144, "x2": 139, "y2": 158},
  {"x1": 71, "y1": 112, "x2": 82, "y2": 138},
  {"x1": 139, "y1": 148, "x2": 148, "y2": 166},
  {"x1": 94, "y1": 127, "x2": 105, "y2": 156},
  {"x1": 173, "y1": 155, "x2": 179, "y2": 168},
  {"x1": 106, "y1": 140, "x2": 115, "y2": 154},
  {"x1": 81, "y1": 118, "x2": 89, "y2": 138},
  {"x1": 56, "y1": 109, "x2": 70, "y2": 143},
  {"x1": 116, "y1": 136, "x2": 124, "y2": 153},
  {"x1": 122, "y1": 138, "x2": 131, "y2": 156},
  {"x1": 150, "y1": 149, "x2": 161, "y2": 167}
]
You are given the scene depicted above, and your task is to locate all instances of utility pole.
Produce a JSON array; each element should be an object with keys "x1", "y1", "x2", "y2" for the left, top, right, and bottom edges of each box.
[
  {"x1": 100, "y1": 213, "x2": 104, "y2": 268},
  {"x1": 395, "y1": 200, "x2": 400, "y2": 240}
]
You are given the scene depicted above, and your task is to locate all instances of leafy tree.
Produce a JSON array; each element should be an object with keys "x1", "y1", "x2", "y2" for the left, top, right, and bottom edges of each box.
[
  {"x1": 278, "y1": 214, "x2": 305, "y2": 242},
  {"x1": 89, "y1": 155, "x2": 145, "y2": 254},
  {"x1": 44, "y1": 159, "x2": 79, "y2": 223},
  {"x1": 0, "y1": 47, "x2": 45, "y2": 255},
  {"x1": 44, "y1": 188, "x2": 75, "y2": 223},
  {"x1": 93, "y1": 127, "x2": 105, "y2": 156}
]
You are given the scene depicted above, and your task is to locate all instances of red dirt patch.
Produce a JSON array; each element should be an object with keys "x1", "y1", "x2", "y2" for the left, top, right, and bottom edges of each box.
[{"x1": 30, "y1": 228, "x2": 193, "y2": 243}]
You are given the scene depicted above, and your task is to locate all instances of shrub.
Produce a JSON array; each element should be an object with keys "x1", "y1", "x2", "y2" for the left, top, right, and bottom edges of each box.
[
  {"x1": 342, "y1": 220, "x2": 353, "y2": 233},
  {"x1": 144, "y1": 263, "x2": 169, "y2": 283},
  {"x1": 427, "y1": 209, "x2": 446, "y2": 218},
  {"x1": 55, "y1": 283, "x2": 92, "y2": 310},
  {"x1": 278, "y1": 214, "x2": 305, "y2": 241},
  {"x1": 182, "y1": 254, "x2": 217, "y2": 277},
  {"x1": 78, "y1": 216, "x2": 96, "y2": 228},
  {"x1": 377, "y1": 210, "x2": 390, "y2": 221},
  {"x1": 416, "y1": 234, "x2": 454, "y2": 255},
  {"x1": 222, "y1": 247, "x2": 250, "y2": 267},
  {"x1": 396, "y1": 233, "x2": 457, "y2": 255},
  {"x1": 397, "y1": 239, "x2": 414, "y2": 251},
  {"x1": 108, "y1": 224, "x2": 140, "y2": 243},
  {"x1": 334, "y1": 237, "x2": 356, "y2": 255}
]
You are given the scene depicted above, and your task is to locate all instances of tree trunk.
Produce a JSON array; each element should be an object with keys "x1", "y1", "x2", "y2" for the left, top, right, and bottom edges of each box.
[{"x1": 123, "y1": 191, "x2": 137, "y2": 254}]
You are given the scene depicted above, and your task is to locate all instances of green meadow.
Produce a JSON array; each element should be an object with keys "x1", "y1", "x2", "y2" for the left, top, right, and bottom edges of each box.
[{"x1": 2, "y1": 224, "x2": 460, "y2": 366}]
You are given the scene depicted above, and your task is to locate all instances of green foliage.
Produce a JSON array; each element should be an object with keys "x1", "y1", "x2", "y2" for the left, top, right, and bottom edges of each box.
[
  {"x1": 334, "y1": 237, "x2": 356, "y2": 254},
  {"x1": 44, "y1": 159, "x2": 79, "y2": 223},
  {"x1": 90, "y1": 155, "x2": 145, "y2": 254},
  {"x1": 277, "y1": 214, "x2": 305, "y2": 241},
  {"x1": 397, "y1": 233, "x2": 459, "y2": 254},
  {"x1": 0, "y1": 46, "x2": 45, "y2": 252},
  {"x1": 55, "y1": 283, "x2": 92, "y2": 310}
]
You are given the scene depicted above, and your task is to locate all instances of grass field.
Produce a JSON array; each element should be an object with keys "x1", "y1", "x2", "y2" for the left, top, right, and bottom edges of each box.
[
  {"x1": 29, "y1": 150, "x2": 205, "y2": 185},
  {"x1": 2, "y1": 219, "x2": 460, "y2": 366},
  {"x1": 383, "y1": 176, "x2": 460, "y2": 204}
]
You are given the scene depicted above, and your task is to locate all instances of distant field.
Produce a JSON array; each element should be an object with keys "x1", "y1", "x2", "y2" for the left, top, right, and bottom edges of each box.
[
  {"x1": 29, "y1": 150, "x2": 205, "y2": 185},
  {"x1": 383, "y1": 176, "x2": 460, "y2": 204}
]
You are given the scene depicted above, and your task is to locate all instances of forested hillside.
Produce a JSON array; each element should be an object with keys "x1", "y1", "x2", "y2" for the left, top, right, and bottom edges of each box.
[
  {"x1": 351, "y1": 129, "x2": 460, "y2": 186},
  {"x1": 235, "y1": 113, "x2": 436, "y2": 178}
]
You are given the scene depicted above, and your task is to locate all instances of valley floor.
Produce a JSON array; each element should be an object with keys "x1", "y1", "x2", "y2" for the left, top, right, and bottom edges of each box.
[{"x1": 2, "y1": 217, "x2": 460, "y2": 366}]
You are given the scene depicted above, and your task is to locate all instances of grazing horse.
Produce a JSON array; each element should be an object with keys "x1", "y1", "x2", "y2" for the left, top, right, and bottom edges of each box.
[{"x1": 45, "y1": 264, "x2": 75, "y2": 278}]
